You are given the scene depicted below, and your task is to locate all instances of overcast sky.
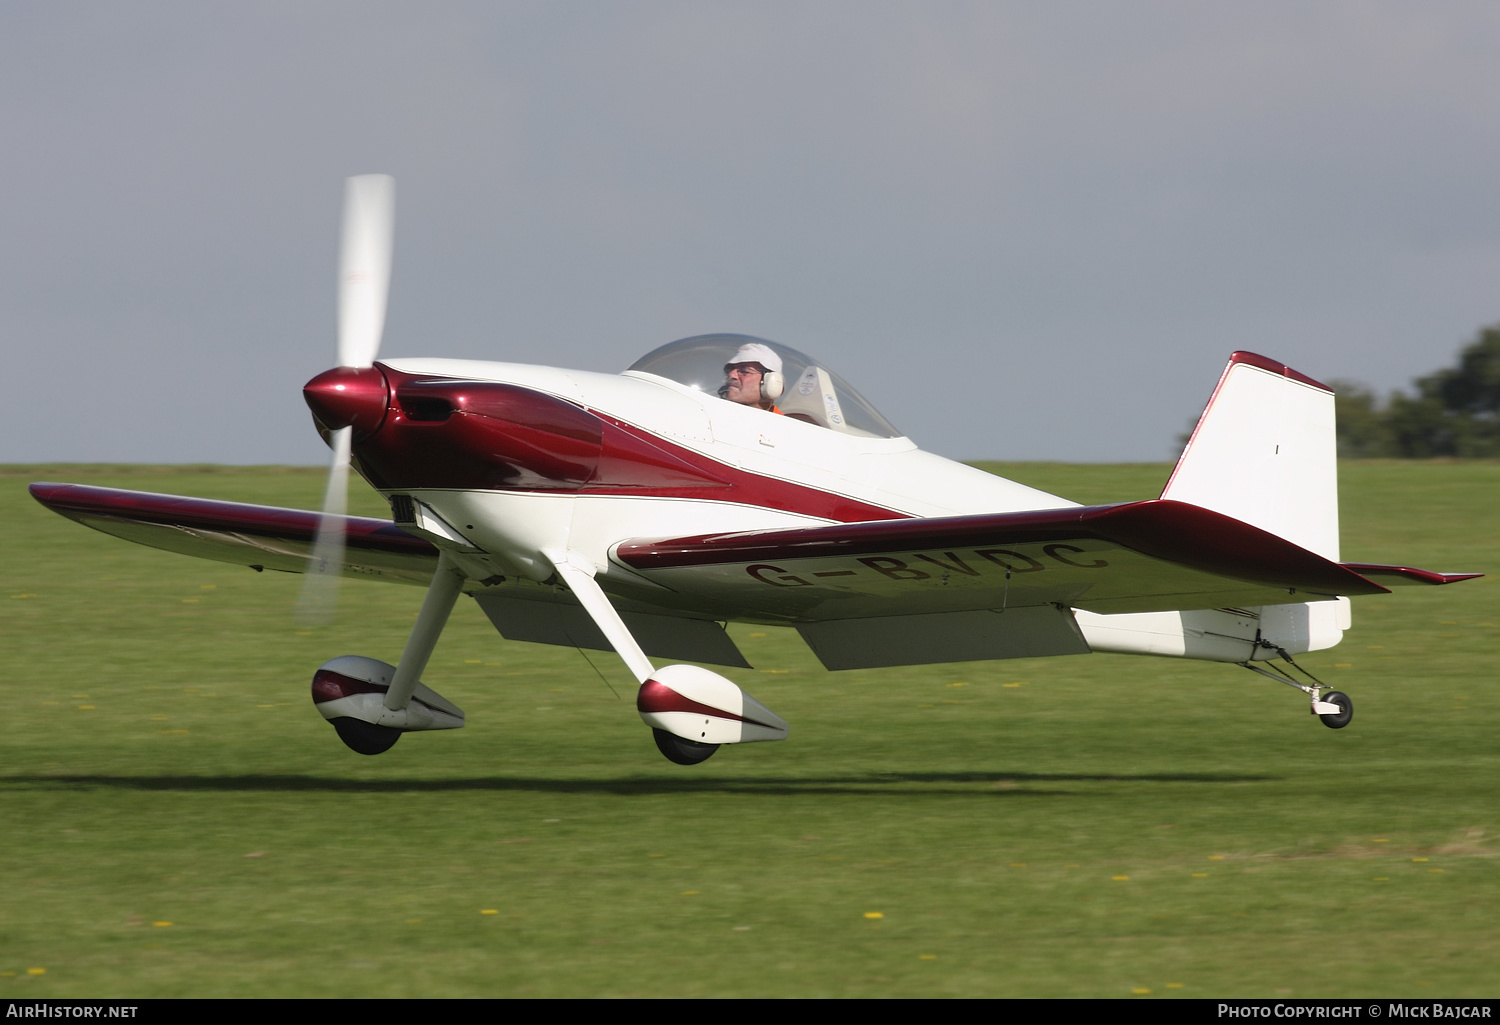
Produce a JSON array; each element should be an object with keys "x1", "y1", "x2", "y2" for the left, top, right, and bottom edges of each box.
[{"x1": 6, "y1": 1, "x2": 1500, "y2": 466}]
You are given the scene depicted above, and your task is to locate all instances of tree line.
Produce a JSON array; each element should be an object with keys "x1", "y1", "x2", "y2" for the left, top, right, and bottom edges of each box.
[{"x1": 1332, "y1": 325, "x2": 1500, "y2": 458}]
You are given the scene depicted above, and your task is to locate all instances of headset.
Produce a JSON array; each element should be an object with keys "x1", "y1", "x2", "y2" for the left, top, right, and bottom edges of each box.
[
  {"x1": 718, "y1": 365, "x2": 785, "y2": 403},
  {"x1": 760, "y1": 370, "x2": 785, "y2": 402}
]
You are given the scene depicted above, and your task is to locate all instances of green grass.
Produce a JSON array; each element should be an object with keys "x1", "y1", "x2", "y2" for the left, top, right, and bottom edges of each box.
[{"x1": 2, "y1": 461, "x2": 1497, "y2": 997}]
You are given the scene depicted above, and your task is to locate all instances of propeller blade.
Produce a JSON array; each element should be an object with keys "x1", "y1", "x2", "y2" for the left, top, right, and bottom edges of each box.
[
  {"x1": 337, "y1": 174, "x2": 395, "y2": 369},
  {"x1": 295, "y1": 426, "x2": 352, "y2": 626},
  {"x1": 304, "y1": 174, "x2": 393, "y2": 624}
]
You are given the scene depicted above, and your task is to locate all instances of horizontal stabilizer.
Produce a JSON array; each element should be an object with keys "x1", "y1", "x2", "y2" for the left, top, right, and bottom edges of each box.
[{"x1": 1340, "y1": 563, "x2": 1483, "y2": 586}]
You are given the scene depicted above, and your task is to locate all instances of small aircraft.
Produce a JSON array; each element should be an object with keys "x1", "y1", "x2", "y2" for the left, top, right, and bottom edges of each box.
[{"x1": 30, "y1": 175, "x2": 1481, "y2": 763}]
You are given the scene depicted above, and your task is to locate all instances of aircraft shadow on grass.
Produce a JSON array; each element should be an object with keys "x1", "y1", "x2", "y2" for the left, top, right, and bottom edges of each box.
[{"x1": 2, "y1": 770, "x2": 1280, "y2": 797}]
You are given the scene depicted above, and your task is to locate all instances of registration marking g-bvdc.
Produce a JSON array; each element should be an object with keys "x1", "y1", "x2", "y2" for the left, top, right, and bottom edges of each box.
[{"x1": 746, "y1": 544, "x2": 1109, "y2": 588}]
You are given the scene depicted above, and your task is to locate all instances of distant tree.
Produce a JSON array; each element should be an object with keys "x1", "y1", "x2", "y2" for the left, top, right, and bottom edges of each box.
[
  {"x1": 1425, "y1": 325, "x2": 1500, "y2": 416},
  {"x1": 1384, "y1": 390, "x2": 1454, "y2": 457},
  {"x1": 1327, "y1": 380, "x2": 1393, "y2": 458},
  {"x1": 1400, "y1": 325, "x2": 1500, "y2": 457},
  {"x1": 1327, "y1": 324, "x2": 1500, "y2": 458}
]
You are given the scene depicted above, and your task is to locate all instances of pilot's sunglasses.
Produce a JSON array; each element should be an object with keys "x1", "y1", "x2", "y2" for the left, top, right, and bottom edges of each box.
[{"x1": 725, "y1": 363, "x2": 764, "y2": 376}]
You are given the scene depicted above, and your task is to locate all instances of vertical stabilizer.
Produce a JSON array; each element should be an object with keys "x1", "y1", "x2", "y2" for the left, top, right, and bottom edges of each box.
[{"x1": 1161, "y1": 352, "x2": 1339, "y2": 561}]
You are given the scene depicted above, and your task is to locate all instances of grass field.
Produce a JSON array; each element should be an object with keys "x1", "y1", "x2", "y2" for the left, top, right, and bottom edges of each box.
[{"x1": 1, "y1": 461, "x2": 1496, "y2": 998}]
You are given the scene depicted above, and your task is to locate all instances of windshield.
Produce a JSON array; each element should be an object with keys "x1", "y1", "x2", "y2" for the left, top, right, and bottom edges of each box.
[{"x1": 626, "y1": 334, "x2": 903, "y2": 439}]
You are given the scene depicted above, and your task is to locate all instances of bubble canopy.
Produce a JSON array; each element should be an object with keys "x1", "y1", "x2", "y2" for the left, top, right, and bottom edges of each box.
[{"x1": 626, "y1": 334, "x2": 903, "y2": 440}]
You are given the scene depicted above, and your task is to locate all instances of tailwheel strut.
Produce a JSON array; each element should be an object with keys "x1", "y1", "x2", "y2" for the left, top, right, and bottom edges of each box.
[{"x1": 1239, "y1": 648, "x2": 1353, "y2": 729}]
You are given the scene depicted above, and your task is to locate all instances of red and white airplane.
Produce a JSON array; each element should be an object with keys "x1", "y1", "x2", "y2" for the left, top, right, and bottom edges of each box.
[{"x1": 30, "y1": 176, "x2": 1480, "y2": 763}]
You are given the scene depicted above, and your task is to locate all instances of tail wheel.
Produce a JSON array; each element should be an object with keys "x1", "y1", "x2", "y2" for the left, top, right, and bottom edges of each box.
[
  {"x1": 652, "y1": 728, "x2": 719, "y2": 765},
  {"x1": 1318, "y1": 691, "x2": 1353, "y2": 730},
  {"x1": 331, "y1": 717, "x2": 402, "y2": 755}
]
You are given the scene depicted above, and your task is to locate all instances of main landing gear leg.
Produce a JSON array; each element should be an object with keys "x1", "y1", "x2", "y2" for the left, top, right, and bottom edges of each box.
[
  {"x1": 543, "y1": 551, "x2": 725, "y2": 766},
  {"x1": 543, "y1": 550, "x2": 656, "y2": 685},
  {"x1": 543, "y1": 550, "x2": 788, "y2": 766},
  {"x1": 385, "y1": 549, "x2": 467, "y2": 714},
  {"x1": 1239, "y1": 649, "x2": 1353, "y2": 730}
]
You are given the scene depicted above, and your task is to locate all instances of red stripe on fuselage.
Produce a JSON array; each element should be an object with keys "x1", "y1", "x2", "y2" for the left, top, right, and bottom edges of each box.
[
  {"x1": 589, "y1": 411, "x2": 906, "y2": 523},
  {"x1": 357, "y1": 369, "x2": 908, "y2": 524}
]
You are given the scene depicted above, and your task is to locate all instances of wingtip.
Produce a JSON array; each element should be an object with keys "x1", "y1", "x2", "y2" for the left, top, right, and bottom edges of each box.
[{"x1": 28, "y1": 481, "x2": 70, "y2": 508}]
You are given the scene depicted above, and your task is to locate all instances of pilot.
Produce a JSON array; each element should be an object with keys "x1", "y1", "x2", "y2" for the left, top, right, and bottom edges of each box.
[{"x1": 721, "y1": 342, "x2": 785, "y2": 413}]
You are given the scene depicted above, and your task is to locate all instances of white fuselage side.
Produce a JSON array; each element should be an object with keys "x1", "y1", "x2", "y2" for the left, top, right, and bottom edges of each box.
[
  {"x1": 378, "y1": 357, "x2": 1342, "y2": 662},
  {"x1": 383, "y1": 358, "x2": 1073, "y2": 515}
]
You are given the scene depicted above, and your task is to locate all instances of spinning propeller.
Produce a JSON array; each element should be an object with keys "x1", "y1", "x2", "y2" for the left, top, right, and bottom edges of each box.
[{"x1": 295, "y1": 174, "x2": 396, "y2": 626}]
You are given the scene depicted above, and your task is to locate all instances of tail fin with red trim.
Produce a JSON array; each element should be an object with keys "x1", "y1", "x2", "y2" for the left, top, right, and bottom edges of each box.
[{"x1": 1161, "y1": 352, "x2": 1339, "y2": 562}]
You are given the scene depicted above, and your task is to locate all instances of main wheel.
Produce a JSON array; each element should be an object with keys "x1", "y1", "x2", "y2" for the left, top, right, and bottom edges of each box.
[
  {"x1": 331, "y1": 717, "x2": 402, "y2": 755},
  {"x1": 652, "y1": 728, "x2": 719, "y2": 765},
  {"x1": 1318, "y1": 691, "x2": 1353, "y2": 730}
]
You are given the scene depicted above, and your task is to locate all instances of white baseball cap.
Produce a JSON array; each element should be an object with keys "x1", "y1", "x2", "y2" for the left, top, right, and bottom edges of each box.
[{"x1": 725, "y1": 342, "x2": 783, "y2": 374}]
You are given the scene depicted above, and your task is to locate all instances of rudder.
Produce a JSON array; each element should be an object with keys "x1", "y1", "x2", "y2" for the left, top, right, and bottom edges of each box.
[{"x1": 1162, "y1": 351, "x2": 1339, "y2": 562}]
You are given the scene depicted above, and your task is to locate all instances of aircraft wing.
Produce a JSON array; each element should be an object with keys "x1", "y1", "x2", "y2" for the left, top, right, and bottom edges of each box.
[
  {"x1": 615, "y1": 499, "x2": 1398, "y2": 621},
  {"x1": 28, "y1": 481, "x2": 753, "y2": 668},
  {"x1": 29, "y1": 482, "x2": 438, "y2": 585},
  {"x1": 614, "y1": 499, "x2": 1468, "y2": 669}
]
